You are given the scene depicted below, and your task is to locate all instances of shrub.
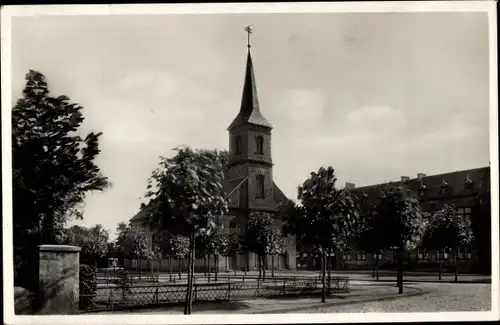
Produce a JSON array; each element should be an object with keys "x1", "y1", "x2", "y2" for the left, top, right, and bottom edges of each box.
[{"x1": 79, "y1": 264, "x2": 97, "y2": 310}]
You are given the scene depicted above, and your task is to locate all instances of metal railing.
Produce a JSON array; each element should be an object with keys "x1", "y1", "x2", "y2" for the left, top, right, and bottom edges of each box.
[{"x1": 80, "y1": 275, "x2": 349, "y2": 312}]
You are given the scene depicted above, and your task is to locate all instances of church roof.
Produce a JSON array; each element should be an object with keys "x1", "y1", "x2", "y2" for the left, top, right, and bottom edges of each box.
[
  {"x1": 227, "y1": 50, "x2": 273, "y2": 131},
  {"x1": 130, "y1": 178, "x2": 288, "y2": 222}
]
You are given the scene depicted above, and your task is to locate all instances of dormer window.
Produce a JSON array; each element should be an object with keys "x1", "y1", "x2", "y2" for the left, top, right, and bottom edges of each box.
[
  {"x1": 255, "y1": 135, "x2": 264, "y2": 155},
  {"x1": 419, "y1": 180, "x2": 428, "y2": 197},
  {"x1": 440, "y1": 178, "x2": 450, "y2": 194},
  {"x1": 464, "y1": 174, "x2": 474, "y2": 190},
  {"x1": 235, "y1": 135, "x2": 242, "y2": 154},
  {"x1": 256, "y1": 174, "x2": 265, "y2": 198}
]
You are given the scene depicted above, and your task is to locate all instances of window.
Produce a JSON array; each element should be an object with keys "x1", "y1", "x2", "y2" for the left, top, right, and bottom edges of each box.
[
  {"x1": 458, "y1": 246, "x2": 472, "y2": 260},
  {"x1": 457, "y1": 207, "x2": 472, "y2": 225},
  {"x1": 436, "y1": 251, "x2": 450, "y2": 260},
  {"x1": 256, "y1": 174, "x2": 265, "y2": 198},
  {"x1": 356, "y1": 251, "x2": 366, "y2": 261},
  {"x1": 255, "y1": 135, "x2": 264, "y2": 154},
  {"x1": 372, "y1": 253, "x2": 383, "y2": 260},
  {"x1": 342, "y1": 252, "x2": 352, "y2": 261},
  {"x1": 235, "y1": 135, "x2": 242, "y2": 154},
  {"x1": 417, "y1": 248, "x2": 429, "y2": 260}
]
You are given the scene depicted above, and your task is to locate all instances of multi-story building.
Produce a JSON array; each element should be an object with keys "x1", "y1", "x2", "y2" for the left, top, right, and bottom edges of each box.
[{"x1": 299, "y1": 167, "x2": 491, "y2": 274}]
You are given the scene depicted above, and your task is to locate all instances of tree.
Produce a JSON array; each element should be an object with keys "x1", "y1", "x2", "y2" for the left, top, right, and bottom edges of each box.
[
  {"x1": 144, "y1": 147, "x2": 228, "y2": 315},
  {"x1": 243, "y1": 212, "x2": 285, "y2": 280},
  {"x1": 372, "y1": 184, "x2": 426, "y2": 294},
  {"x1": 297, "y1": 167, "x2": 359, "y2": 303},
  {"x1": 197, "y1": 226, "x2": 229, "y2": 282},
  {"x1": 64, "y1": 224, "x2": 109, "y2": 266},
  {"x1": 156, "y1": 232, "x2": 190, "y2": 281},
  {"x1": 114, "y1": 222, "x2": 130, "y2": 266},
  {"x1": 123, "y1": 228, "x2": 153, "y2": 277},
  {"x1": 421, "y1": 204, "x2": 474, "y2": 282},
  {"x1": 352, "y1": 193, "x2": 385, "y2": 280},
  {"x1": 12, "y1": 70, "x2": 110, "y2": 247}
]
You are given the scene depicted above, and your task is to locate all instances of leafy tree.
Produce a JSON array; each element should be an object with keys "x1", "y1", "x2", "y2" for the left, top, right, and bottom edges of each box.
[
  {"x1": 124, "y1": 227, "x2": 153, "y2": 277},
  {"x1": 155, "y1": 232, "x2": 190, "y2": 280},
  {"x1": 243, "y1": 212, "x2": 285, "y2": 281},
  {"x1": 144, "y1": 147, "x2": 228, "y2": 315},
  {"x1": 352, "y1": 193, "x2": 385, "y2": 280},
  {"x1": 297, "y1": 167, "x2": 359, "y2": 303},
  {"x1": 197, "y1": 226, "x2": 229, "y2": 282},
  {"x1": 64, "y1": 224, "x2": 110, "y2": 266},
  {"x1": 12, "y1": 70, "x2": 110, "y2": 247},
  {"x1": 421, "y1": 204, "x2": 474, "y2": 282},
  {"x1": 114, "y1": 222, "x2": 130, "y2": 265},
  {"x1": 372, "y1": 184, "x2": 426, "y2": 294}
]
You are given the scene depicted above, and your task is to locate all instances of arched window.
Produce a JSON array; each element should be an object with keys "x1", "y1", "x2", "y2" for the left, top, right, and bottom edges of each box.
[
  {"x1": 235, "y1": 135, "x2": 242, "y2": 154},
  {"x1": 255, "y1": 136, "x2": 264, "y2": 154},
  {"x1": 256, "y1": 174, "x2": 265, "y2": 198}
]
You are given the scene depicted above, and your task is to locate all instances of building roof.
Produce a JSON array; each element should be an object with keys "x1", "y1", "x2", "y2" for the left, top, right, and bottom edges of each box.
[
  {"x1": 349, "y1": 166, "x2": 490, "y2": 201},
  {"x1": 227, "y1": 50, "x2": 273, "y2": 131},
  {"x1": 130, "y1": 177, "x2": 288, "y2": 223}
]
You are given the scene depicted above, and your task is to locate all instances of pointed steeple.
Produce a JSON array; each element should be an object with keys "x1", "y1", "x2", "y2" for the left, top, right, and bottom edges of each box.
[{"x1": 227, "y1": 49, "x2": 273, "y2": 131}]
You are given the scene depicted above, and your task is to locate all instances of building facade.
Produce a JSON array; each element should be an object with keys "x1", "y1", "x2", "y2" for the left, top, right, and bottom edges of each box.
[
  {"x1": 128, "y1": 47, "x2": 296, "y2": 272},
  {"x1": 298, "y1": 167, "x2": 491, "y2": 274}
]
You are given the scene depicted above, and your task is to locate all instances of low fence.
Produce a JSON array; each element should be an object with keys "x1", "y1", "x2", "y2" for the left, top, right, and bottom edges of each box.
[{"x1": 79, "y1": 275, "x2": 349, "y2": 313}]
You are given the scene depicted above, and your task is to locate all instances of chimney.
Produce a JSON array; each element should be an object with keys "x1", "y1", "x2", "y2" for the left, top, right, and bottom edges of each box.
[
  {"x1": 345, "y1": 182, "x2": 356, "y2": 190},
  {"x1": 401, "y1": 176, "x2": 410, "y2": 183},
  {"x1": 417, "y1": 173, "x2": 426, "y2": 180}
]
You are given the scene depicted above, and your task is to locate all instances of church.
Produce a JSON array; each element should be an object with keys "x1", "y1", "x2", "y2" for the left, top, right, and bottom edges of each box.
[{"x1": 128, "y1": 34, "x2": 297, "y2": 272}]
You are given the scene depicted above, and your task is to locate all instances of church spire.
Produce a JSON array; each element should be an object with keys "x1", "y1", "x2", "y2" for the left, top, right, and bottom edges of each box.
[{"x1": 227, "y1": 27, "x2": 272, "y2": 131}]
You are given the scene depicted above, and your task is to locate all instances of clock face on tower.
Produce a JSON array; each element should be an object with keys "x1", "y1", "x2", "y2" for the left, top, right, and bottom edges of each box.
[{"x1": 227, "y1": 165, "x2": 244, "y2": 181}]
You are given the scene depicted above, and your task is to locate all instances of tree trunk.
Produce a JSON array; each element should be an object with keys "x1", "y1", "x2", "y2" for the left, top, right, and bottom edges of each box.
[
  {"x1": 244, "y1": 253, "x2": 248, "y2": 275},
  {"x1": 271, "y1": 255, "x2": 275, "y2": 278},
  {"x1": 169, "y1": 256, "x2": 173, "y2": 281},
  {"x1": 327, "y1": 248, "x2": 331, "y2": 289},
  {"x1": 208, "y1": 254, "x2": 211, "y2": 283},
  {"x1": 397, "y1": 247, "x2": 403, "y2": 294},
  {"x1": 438, "y1": 249, "x2": 442, "y2": 280},
  {"x1": 262, "y1": 255, "x2": 267, "y2": 281},
  {"x1": 214, "y1": 255, "x2": 218, "y2": 282},
  {"x1": 203, "y1": 256, "x2": 207, "y2": 276},
  {"x1": 183, "y1": 235, "x2": 196, "y2": 315},
  {"x1": 453, "y1": 248, "x2": 458, "y2": 283},
  {"x1": 372, "y1": 253, "x2": 376, "y2": 279},
  {"x1": 258, "y1": 255, "x2": 262, "y2": 279},
  {"x1": 376, "y1": 253, "x2": 380, "y2": 281},
  {"x1": 178, "y1": 257, "x2": 182, "y2": 280},
  {"x1": 321, "y1": 250, "x2": 326, "y2": 303}
]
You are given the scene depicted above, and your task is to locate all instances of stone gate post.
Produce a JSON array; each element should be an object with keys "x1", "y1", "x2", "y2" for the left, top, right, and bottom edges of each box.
[{"x1": 36, "y1": 245, "x2": 81, "y2": 314}]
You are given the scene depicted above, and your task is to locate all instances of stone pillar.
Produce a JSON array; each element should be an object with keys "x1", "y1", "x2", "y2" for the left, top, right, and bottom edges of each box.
[{"x1": 36, "y1": 245, "x2": 81, "y2": 315}]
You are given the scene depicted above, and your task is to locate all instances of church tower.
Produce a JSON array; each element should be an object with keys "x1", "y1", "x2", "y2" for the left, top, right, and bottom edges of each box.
[{"x1": 225, "y1": 32, "x2": 277, "y2": 214}]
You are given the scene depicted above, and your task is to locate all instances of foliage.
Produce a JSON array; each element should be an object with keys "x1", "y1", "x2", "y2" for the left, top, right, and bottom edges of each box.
[
  {"x1": 421, "y1": 204, "x2": 474, "y2": 251},
  {"x1": 12, "y1": 70, "x2": 110, "y2": 246},
  {"x1": 197, "y1": 226, "x2": 230, "y2": 257},
  {"x1": 64, "y1": 224, "x2": 110, "y2": 264},
  {"x1": 143, "y1": 146, "x2": 228, "y2": 314},
  {"x1": 155, "y1": 232, "x2": 190, "y2": 258},
  {"x1": 297, "y1": 167, "x2": 359, "y2": 251},
  {"x1": 114, "y1": 269, "x2": 131, "y2": 300},
  {"x1": 243, "y1": 212, "x2": 285, "y2": 257},
  {"x1": 372, "y1": 184, "x2": 426, "y2": 252},
  {"x1": 79, "y1": 264, "x2": 97, "y2": 309},
  {"x1": 353, "y1": 193, "x2": 385, "y2": 255},
  {"x1": 114, "y1": 222, "x2": 130, "y2": 259},
  {"x1": 124, "y1": 228, "x2": 153, "y2": 260}
]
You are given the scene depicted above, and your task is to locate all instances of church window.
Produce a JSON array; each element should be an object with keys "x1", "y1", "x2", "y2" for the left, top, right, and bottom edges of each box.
[
  {"x1": 255, "y1": 135, "x2": 264, "y2": 154},
  {"x1": 256, "y1": 174, "x2": 265, "y2": 198},
  {"x1": 235, "y1": 135, "x2": 242, "y2": 154}
]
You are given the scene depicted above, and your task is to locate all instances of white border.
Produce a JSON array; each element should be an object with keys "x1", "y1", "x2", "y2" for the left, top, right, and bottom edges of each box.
[{"x1": 2, "y1": 1, "x2": 498, "y2": 324}]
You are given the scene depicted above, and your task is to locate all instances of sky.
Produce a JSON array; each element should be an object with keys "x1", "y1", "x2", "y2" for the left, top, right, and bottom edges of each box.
[{"x1": 10, "y1": 12, "x2": 491, "y2": 239}]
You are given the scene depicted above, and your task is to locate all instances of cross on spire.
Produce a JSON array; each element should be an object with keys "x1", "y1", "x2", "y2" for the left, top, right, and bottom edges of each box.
[{"x1": 244, "y1": 25, "x2": 252, "y2": 49}]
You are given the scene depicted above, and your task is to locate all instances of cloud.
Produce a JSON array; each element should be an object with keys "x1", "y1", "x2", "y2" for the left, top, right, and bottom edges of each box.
[{"x1": 279, "y1": 89, "x2": 326, "y2": 121}]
